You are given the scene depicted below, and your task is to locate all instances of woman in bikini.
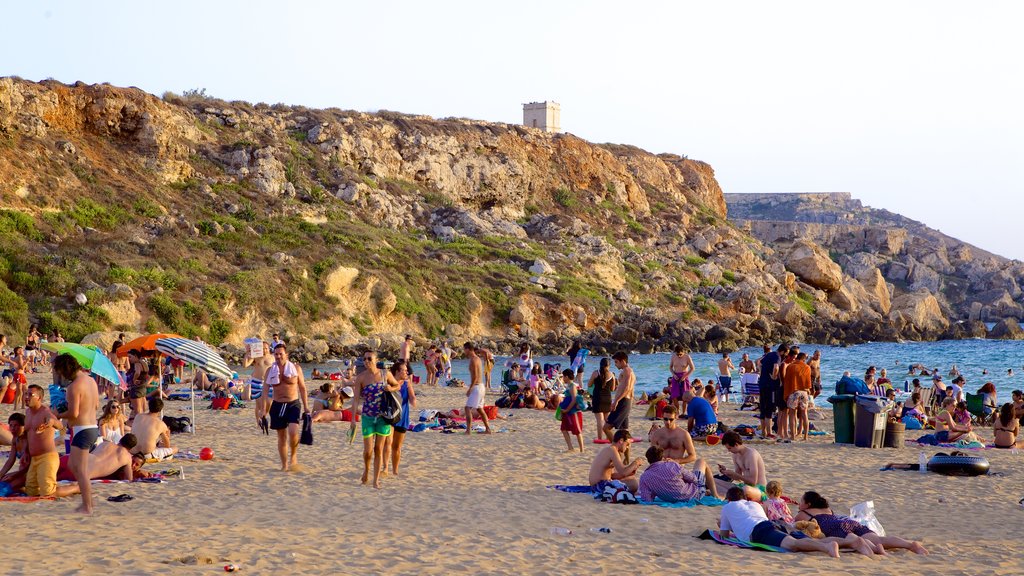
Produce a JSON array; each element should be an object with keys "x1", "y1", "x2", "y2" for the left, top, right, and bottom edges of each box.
[
  {"x1": 98, "y1": 400, "x2": 129, "y2": 443},
  {"x1": 423, "y1": 345, "x2": 437, "y2": 387},
  {"x1": 993, "y1": 403, "x2": 1024, "y2": 449},
  {"x1": 796, "y1": 491, "x2": 928, "y2": 555},
  {"x1": 934, "y1": 397, "x2": 971, "y2": 442}
]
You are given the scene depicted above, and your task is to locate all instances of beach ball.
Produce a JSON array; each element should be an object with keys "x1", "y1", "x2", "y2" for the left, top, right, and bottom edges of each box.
[{"x1": 199, "y1": 447, "x2": 214, "y2": 461}]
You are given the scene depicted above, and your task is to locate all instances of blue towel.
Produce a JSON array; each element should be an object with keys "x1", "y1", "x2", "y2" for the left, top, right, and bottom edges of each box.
[{"x1": 550, "y1": 484, "x2": 597, "y2": 494}]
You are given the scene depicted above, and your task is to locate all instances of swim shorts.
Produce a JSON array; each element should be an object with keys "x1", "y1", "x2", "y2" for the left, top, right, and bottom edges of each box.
[
  {"x1": 25, "y1": 451, "x2": 59, "y2": 497},
  {"x1": 717, "y1": 376, "x2": 732, "y2": 392},
  {"x1": 750, "y1": 519, "x2": 803, "y2": 547},
  {"x1": 70, "y1": 426, "x2": 100, "y2": 450},
  {"x1": 787, "y1": 390, "x2": 809, "y2": 410},
  {"x1": 690, "y1": 423, "x2": 718, "y2": 438},
  {"x1": 738, "y1": 482, "x2": 768, "y2": 502},
  {"x1": 607, "y1": 399, "x2": 631, "y2": 430},
  {"x1": 269, "y1": 400, "x2": 301, "y2": 430},
  {"x1": 144, "y1": 447, "x2": 176, "y2": 460},
  {"x1": 361, "y1": 415, "x2": 392, "y2": 438},
  {"x1": 466, "y1": 384, "x2": 485, "y2": 409}
]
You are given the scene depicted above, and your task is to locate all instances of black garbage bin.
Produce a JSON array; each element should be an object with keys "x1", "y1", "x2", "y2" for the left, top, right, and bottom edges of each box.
[{"x1": 854, "y1": 395, "x2": 889, "y2": 448}]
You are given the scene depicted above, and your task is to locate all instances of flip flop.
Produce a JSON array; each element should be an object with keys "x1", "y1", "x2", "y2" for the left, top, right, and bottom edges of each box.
[{"x1": 107, "y1": 493, "x2": 134, "y2": 502}]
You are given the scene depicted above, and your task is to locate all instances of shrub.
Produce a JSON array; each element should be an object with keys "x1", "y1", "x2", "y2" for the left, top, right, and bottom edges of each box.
[
  {"x1": 792, "y1": 291, "x2": 816, "y2": 315},
  {"x1": 684, "y1": 255, "x2": 706, "y2": 266},
  {"x1": 552, "y1": 187, "x2": 575, "y2": 208}
]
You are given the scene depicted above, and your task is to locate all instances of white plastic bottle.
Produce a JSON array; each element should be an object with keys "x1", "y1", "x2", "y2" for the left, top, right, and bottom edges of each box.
[
  {"x1": 549, "y1": 527, "x2": 572, "y2": 536},
  {"x1": 918, "y1": 451, "x2": 927, "y2": 473}
]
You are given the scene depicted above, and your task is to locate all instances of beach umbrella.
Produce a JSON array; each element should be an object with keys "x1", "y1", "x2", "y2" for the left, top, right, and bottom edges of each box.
[
  {"x1": 116, "y1": 333, "x2": 182, "y2": 358},
  {"x1": 40, "y1": 342, "x2": 124, "y2": 388},
  {"x1": 155, "y1": 337, "x2": 234, "y2": 434}
]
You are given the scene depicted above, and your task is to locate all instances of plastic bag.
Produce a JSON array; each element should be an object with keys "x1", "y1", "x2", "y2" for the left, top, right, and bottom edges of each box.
[{"x1": 849, "y1": 500, "x2": 886, "y2": 536}]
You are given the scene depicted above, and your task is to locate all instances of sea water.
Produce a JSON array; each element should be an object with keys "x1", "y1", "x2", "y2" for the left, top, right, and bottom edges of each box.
[{"x1": 304, "y1": 339, "x2": 1024, "y2": 407}]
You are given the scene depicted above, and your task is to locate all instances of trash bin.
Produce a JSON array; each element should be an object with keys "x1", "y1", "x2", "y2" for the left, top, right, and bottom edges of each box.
[
  {"x1": 854, "y1": 395, "x2": 889, "y2": 448},
  {"x1": 883, "y1": 420, "x2": 905, "y2": 448},
  {"x1": 827, "y1": 394, "x2": 856, "y2": 444}
]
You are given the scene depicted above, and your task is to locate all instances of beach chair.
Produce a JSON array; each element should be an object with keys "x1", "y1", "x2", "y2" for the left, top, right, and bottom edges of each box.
[
  {"x1": 965, "y1": 393, "x2": 992, "y2": 424},
  {"x1": 916, "y1": 387, "x2": 933, "y2": 416},
  {"x1": 740, "y1": 374, "x2": 760, "y2": 411}
]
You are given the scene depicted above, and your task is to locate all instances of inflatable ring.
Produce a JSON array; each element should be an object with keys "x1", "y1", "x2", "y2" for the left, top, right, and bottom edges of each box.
[{"x1": 927, "y1": 452, "x2": 990, "y2": 476}]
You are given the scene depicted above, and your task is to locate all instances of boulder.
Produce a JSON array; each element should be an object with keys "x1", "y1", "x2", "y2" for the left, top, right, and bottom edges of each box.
[
  {"x1": 611, "y1": 325, "x2": 640, "y2": 344},
  {"x1": 107, "y1": 283, "x2": 136, "y2": 300},
  {"x1": 774, "y1": 301, "x2": 809, "y2": 326},
  {"x1": 890, "y1": 291, "x2": 949, "y2": 335},
  {"x1": 100, "y1": 300, "x2": 141, "y2": 329},
  {"x1": 858, "y1": 269, "x2": 891, "y2": 315},
  {"x1": 528, "y1": 259, "x2": 555, "y2": 276},
  {"x1": 304, "y1": 338, "x2": 330, "y2": 358},
  {"x1": 988, "y1": 318, "x2": 1024, "y2": 340},
  {"x1": 509, "y1": 301, "x2": 534, "y2": 326},
  {"x1": 783, "y1": 240, "x2": 842, "y2": 292},
  {"x1": 81, "y1": 330, "x2": 142, "y2": 352}
]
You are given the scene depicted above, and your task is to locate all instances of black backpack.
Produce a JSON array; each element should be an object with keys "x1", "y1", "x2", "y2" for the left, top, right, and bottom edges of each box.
[{"x1": 379, "y1": 388, "x2": 402, "y2": 425}]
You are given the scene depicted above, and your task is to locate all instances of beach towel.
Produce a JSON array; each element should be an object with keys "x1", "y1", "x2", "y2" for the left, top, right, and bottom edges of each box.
[
  {"x1": 696, "y1": 529, "x2": 789, "y2": 553},
  {"x1": 642, "y1": 495, "x2": 725, "y2": 508},
  {"x1": 549, "y1": 485, "x2": 723, "y2": 507},
  {"x1": 907, "y1": 439, "x2": 989, "y2": 450},
  {"x1": 593, "y1": 438, "x2": 643, "y2": 444},
  {"x1": 300, "y1": 413, "x2": 314, "y2": 446}
]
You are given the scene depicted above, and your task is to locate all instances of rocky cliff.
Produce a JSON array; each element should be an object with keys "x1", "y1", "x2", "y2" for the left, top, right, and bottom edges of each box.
[
  {"x1": 0, "y1": 78, "x2": 984, "y2": 359},
  {"x1": 726, "y1": 193, "x2": 1024, "y2": 333}
]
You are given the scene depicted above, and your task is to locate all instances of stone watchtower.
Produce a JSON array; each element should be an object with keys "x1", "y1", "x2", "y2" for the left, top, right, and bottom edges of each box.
[{"x1": 522, "y1": 101, "x2": 560, "y2": 133}]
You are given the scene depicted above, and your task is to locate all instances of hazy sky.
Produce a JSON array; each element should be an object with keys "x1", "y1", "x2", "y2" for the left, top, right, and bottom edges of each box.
[{"x1": 5, "y1": 1, "x2": 1023, "y2": 258}]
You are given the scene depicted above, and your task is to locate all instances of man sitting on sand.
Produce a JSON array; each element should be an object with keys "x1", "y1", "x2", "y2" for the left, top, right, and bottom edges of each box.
[
  {"x1": 638, "y1": 445, "x2": 719, "y2": 502},
  {"x1": 131, "y1": 398, "x2": 178, "y2": 460},
  {"x1": 24, "y1": 385, "x2": 80, "y2": 499},
  {"x1": 57, "y1": 434, "x2": 137, "y2": 482},
  {"x1": 716, "y1": 431, "x2": 767, "y2": 500},
  {"x1": 649, "y1": 405, "x2": 700, "y2": 463},
  {"x1": 588, "y1": 430, "x2": 643, "y2": 493},
  {"x1": 719, "y1": 486, "x2": 840, "y2": 556}
]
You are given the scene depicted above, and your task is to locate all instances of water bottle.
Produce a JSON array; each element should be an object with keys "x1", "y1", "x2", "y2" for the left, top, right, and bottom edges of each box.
[
  {"x1": 590, "y1": 527, "x2": 612, "y2": 533},
  {"x1": 549, "y1": 527, "x2": 572, "y2": 536},
  {"x1": 918, "y1": 451, "x2": 927, "y2": 473}
]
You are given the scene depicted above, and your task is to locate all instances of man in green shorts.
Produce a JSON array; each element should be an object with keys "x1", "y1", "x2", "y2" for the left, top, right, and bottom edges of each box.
[{"x1": 715, "y1": 432, "x2": 768, "y2": 501}]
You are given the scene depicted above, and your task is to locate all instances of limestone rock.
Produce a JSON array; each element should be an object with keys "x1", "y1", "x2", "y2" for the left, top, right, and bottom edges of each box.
[
  {"x1": 99, "y1": 300, "x2": 140, "y2": 328},
  {"x1": 322, "y1": 266, "x2": 360, "y2": 301},
  {"x1": 529, "y1": 259, "x2": 555, "y2": 276},
  {"x1": 304, "y1": 338, "x2": 330, "y2": 358},
  {"x1": 107, "y1": 283, "x2": 136, "y2": 300},
  {"x1": 989, "y1": 318, "x2": 1024, "y2": 340},
  {"x1": 783, "y1": 240, "x2": 842, "y2": 292},
  {"x1": 890, "y1": 291, "x2": 949, "y2": 335},
  {"x1": 509, "y1": 301, "x2": 534, "y2": 326}
]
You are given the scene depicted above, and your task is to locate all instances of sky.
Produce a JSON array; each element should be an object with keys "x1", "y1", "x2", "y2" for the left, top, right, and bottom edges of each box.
[{"x1": 4, "y1": 1, "x2": 1023, "y2": 258}]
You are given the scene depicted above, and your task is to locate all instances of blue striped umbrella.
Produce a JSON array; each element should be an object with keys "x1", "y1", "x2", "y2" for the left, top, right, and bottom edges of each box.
[{"x1": 154, "y1": 337, "x2": 233, "y2": 380}]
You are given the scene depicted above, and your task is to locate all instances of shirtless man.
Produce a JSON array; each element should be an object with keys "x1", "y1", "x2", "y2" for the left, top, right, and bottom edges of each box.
[
  {"x1": 265, "y1": 344, "x2": 309, "y2": 471},
  {"x1": 717, "y1": 352, "x2": 735, "y2": 403},
  {"x1": 463, "y1": 342, "x2": 491, "y2": 435},
  {"x1": 588, "y1": 429, "x2": 643, "y2": 493},
  {"x1": 244, "y1": 341, "x2": 273, "y2": 431},
  {"x1": 25, "y1": 385, "x2": 80, "y2": 501},
  {"x1": 648, "y1": 405, "x2": 717, "y2": 485},
  {"x1": 59, "y1": 434, "x2": 136, "y2": 482},
  {"x1": 668, "y1": 346, "x2": 695, "y2": 411},
  {"x1": 399, "y1": 335, "x2": 415, "y2": 364},
  {"x1": 131, "y1": 397, "x2": 178, "y2": 460},
  {"x1": 603, "y1": 351, "x2": 635, "y2": 442},
  {"x1": 716, "y1": 431, "x2": 768, "y2": 500},
  {"x1": 808, "y1": 350, "x2": 822, "y2": 398},
  {"x1": 739, "y1": 353, "x2": 757, "y2": 376},
  {"x1": 53, "y1": 355, "x2": 99, "y2": 513}
]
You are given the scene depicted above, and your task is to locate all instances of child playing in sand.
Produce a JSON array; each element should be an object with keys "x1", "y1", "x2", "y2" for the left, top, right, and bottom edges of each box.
[{"x1": 763, "y1": 480, "x2": 793, "y2": 522}]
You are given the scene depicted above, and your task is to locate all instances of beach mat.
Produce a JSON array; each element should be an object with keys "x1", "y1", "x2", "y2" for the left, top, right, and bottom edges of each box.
[
  {"x1": 643, "y1": 495, "x2": 725, "y2": 508},
  {"x1": 697, "y1": 529, "x2": 788, "y2": 553},
  {"x1": 549, "y1": 485, "x2": 724, "y2": 507}
]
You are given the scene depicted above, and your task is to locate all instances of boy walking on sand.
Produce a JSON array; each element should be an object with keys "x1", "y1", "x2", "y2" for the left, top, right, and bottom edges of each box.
[{"x1": 560, "y1": 369, "x2": 584, "y2": 452}]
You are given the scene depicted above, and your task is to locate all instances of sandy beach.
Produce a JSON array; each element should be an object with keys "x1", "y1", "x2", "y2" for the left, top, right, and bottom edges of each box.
[{"x1": 2, "y1": 371, "x2": 1023, "y2": 576}]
